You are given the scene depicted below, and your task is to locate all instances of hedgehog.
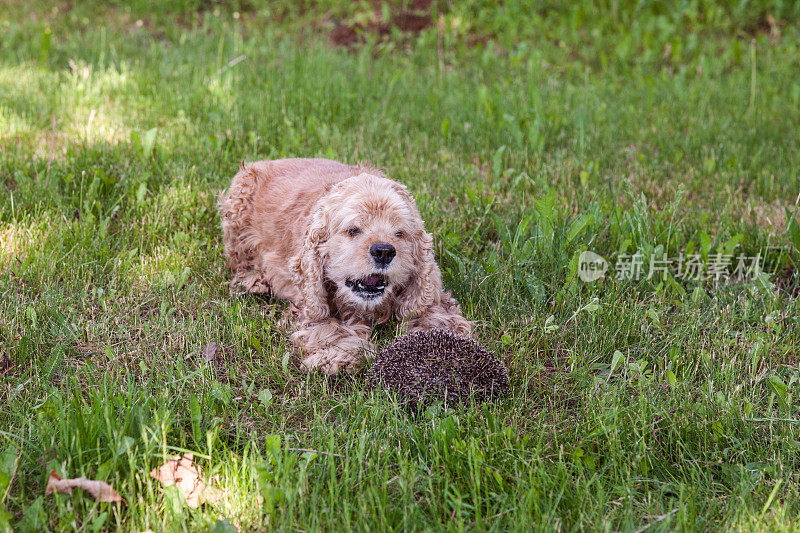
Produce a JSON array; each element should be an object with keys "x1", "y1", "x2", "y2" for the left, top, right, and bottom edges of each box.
[{"x1": 365, "y1": 329, "x2": 509, "y2": 409}]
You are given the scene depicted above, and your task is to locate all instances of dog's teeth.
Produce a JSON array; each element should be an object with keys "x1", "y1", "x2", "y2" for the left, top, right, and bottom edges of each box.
[{"x1": 350, "y1": 277, "x2": 386, "y2": 297}]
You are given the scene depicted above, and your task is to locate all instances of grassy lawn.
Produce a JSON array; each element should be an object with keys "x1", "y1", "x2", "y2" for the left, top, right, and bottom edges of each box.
[{"x1": 1, "y1": 0, "x2": 799, "y2": 530}]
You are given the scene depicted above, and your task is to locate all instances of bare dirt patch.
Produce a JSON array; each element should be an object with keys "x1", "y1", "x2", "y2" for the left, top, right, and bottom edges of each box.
[{"x1": 329, "y1": 0, "x2": 434, "y2": 47}]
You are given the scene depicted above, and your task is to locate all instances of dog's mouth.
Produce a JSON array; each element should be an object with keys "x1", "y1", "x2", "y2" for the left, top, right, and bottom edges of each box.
[{"x1": 345, "y1": 274, "x2": 387, "y2": 300}]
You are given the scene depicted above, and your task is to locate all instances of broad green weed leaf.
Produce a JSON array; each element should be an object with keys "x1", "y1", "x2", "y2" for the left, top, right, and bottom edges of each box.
[
  {"x1": 491, "y1": 145, "x2": 506, "y2": 176},
  {"x1": 610, "y1": 351, "x2": 624, "y2": 376},
  {"x1": 769, "y1": 375, "x2": 788, "y2": 407},
  {"x1": 534, "y1": 191, "x2": 556, "y2": 223},
  {"x1": 265, "y1": 435, "x2": 282, "y2": 463},
  {"x1": 211, "y1": 382, "x2": 232, "y2": 406},
  {"x1": 581, "y1": 298, "x2": 601, "y2": 313},
  {"x1": 258, "y1": 389, "x2": 273, "y2": 409},
  {"x1": 189, "y1": 394, "x2": 202, "y2": 443},
  {"x1": 513, "y1": 215, "x2": 532, "y2": 247},
  {"x1": 142, "y1": 128, "x2": 158, "y2": 158},
  {"x1": 116, "y1": 436, "x2": 135, "y2": 457},
  {"x1": 136, "y1": 181, "x2": 148, "y2": 205},
  {"x1": 646, "y1": 308, "x2": 661, "y2": 327},
  {"x1": 722, "y1": 234, "x2": 744, "y2": 255},
  {"x1": 666, "y1": 371, "x2": 677, "y2": 386},
  {"x1": 699, "y1": 231, "x2": 712, "y2": 259},
  {"x1": 579, "y1": 170, "x2": 590, "y2": 188},
  {"x1": 19, "y1": 496, "x2": 45, "y2": 532},
  {"x1": 440, "y1": 118, "x2": 450, "y2": 138},
  {"x1": 566, "y1": 212, "x2": 594, "y2": 245}
]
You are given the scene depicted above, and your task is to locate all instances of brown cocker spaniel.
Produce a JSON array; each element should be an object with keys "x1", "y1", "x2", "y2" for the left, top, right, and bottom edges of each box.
[{"x1": 218, "y1": 158, "x2": 471, "y2": 374}]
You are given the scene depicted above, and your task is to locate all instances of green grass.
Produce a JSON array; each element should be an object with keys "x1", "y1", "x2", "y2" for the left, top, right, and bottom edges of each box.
[{"x1": 1, "y1": 0, "x2": 799, "y2": 530}]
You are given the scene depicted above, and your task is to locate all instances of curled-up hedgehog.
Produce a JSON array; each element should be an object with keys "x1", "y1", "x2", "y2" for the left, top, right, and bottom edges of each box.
[{"x1": 366, "y1": 329, "x2": 509, "y2": 409}]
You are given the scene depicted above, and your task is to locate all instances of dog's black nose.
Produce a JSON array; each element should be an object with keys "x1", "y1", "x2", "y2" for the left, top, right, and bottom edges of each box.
[{"x1": 370, "y1": 243, "x2": 396, "y2": 266}]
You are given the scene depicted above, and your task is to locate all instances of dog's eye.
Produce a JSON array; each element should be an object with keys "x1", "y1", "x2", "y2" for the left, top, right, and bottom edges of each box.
[
  {"x1": 395, "y1": 230, "x2": 405, "y2": 239},
  {"x1": 348, "y1": 227, "x2": 361, "y2": 237}
]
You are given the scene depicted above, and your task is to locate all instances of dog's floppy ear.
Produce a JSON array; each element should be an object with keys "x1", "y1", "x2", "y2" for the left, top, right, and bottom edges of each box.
[
  {"x1": 392, "y1": 189, "x2": 472, "y2": 335},
  {"x1": 290, "y1": 201, "x2": 332, "y2": 323},
  {"x1": 396, "y1": 229, "x2": 442, "y2": 319},
  {"x1": 389, "y1": 183, "x2": 444, "y2": 319}
]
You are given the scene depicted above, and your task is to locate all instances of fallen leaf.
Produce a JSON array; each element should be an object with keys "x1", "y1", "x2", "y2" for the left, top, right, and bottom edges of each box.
[
  {"x1": 149, "y1": 453, "x2": 221, "y2": 508},
  {"x1": 201, "y1": 341, "x2": 219, "y2": 364},
  {"x1": 44, "y1": 470, "x2": 124, "y2": 503}
]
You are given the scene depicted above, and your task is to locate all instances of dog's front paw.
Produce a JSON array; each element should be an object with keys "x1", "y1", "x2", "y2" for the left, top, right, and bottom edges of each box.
[
  {"x1": 230, "y1": 270, "x2": 272, "y2": 296},
  {"x1": 301, "y1": 348, "x2": 363, "y2": 375}
]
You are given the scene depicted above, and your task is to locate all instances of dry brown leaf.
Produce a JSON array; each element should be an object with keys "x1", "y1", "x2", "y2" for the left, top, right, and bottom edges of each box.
[
  {"x1": 149, "y1": 453, "x2": 221, "y2": 508},
  {"x1": 44, "y1": 470, "x2": 124, "y2": 503},
  {"x1": 201, "y1": 341, "x2": 219, "y2": 364}
]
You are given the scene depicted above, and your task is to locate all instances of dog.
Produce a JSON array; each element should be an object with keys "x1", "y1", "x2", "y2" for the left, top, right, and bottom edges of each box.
[{"x1": 218, "y1": 158, "x2": 471, "y2": 374}]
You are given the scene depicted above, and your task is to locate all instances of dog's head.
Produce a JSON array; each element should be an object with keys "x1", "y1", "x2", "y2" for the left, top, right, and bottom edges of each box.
[{"x1": 292, "y1": 173, "x2": 438, "y2": 319}]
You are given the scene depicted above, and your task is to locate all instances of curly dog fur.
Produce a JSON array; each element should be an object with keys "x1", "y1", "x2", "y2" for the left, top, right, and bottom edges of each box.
[{"x1": 218, "y1": 158, "x2": 471, "y2": 374}]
